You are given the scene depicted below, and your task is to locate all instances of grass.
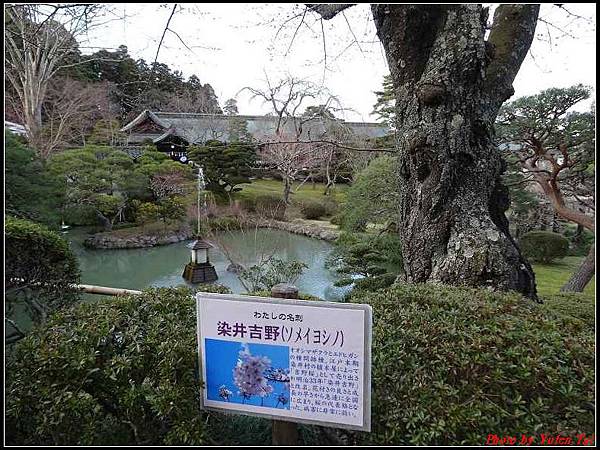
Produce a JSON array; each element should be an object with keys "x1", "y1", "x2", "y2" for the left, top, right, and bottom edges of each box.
[
  {"x1": 533, "y1": 256, "x2": 595, "y2": 298},
  {"x1": 235, "y1": 178, "x2": 348, "y2": 204}
]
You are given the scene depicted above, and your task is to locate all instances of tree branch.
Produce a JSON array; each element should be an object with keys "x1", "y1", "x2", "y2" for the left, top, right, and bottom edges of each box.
[
  {"x1": 153, "y1": 4, "x2": 177, "y2": 67},
  {"x1": 485, "y1": 4, "x2": 540, "y2": 109},
  {"x1": 258, "y1": 139, "x2": 395, "y2": 153}
]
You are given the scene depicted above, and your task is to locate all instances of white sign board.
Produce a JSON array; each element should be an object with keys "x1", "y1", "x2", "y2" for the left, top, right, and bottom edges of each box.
[{"x1": 196, "y1": 292, "x2": 372, "y2": 431}]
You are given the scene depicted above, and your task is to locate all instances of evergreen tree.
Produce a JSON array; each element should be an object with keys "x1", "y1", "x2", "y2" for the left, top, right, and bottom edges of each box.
[
  {"x1": 5, "y1": 131, "x2": 65, "y2": 228},
  {"x1": 224, "y1": 98, "x2": 239, "y2": 115},
  {"x1": 372, "y1": 74, "x2": 396, "y2": 128},
  {"x1": 188, "y1": 140, "x2": 256, "y2": 199}
]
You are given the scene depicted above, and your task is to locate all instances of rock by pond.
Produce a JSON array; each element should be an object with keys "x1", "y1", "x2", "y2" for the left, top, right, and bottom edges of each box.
[{"x1": 226, "y1": 263, "x2": 245, "y2": 274}]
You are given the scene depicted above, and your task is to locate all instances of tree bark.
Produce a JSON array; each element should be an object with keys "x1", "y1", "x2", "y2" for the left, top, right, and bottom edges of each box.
[
  {"x1": 561, "y1": 245, "x2": 595, "y2": 293},
  {"x1": 371, "y1": 4, "x2": 540, "y2": 298},
  {"x1": 572, "y1": 224, "x2": 584, "y2": 245},
  {"x1": 283, "y1": 176, "x2": 292, "y2": 205}
]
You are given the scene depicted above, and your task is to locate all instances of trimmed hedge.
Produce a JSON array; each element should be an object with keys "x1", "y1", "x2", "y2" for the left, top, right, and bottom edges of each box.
[
  {"x1": 6, "y1": 287, "x2": 211, "y2": 445},
  {"x1": 520, "y1": 230, "x2": 569, "y2": 263},
  {"x1": 351, "y1": 284, "x2": 595, "y2": 445},
  {"x1": 5, "y1": 216, "x2": 80, "y2": 320},
  {"x1": 251, "y1": 290, "x2": 321, "y2": 301},
  {"x1": 6, "y1": 284, "x2": 595, "y2": 445}
]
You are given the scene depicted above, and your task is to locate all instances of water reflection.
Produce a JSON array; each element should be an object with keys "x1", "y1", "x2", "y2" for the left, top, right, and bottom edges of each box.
[{"x1": 67, "y1": 228, "x2": 349, "y2": 301}]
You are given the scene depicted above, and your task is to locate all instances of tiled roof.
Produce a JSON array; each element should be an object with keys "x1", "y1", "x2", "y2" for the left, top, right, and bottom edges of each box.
[{"x1": 121, "y1": 110, "x2": 389, "y2": 144}]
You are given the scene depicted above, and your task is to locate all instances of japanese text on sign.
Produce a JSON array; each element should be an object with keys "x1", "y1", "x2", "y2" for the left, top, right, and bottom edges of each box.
[{"x1": 196, "y1": 293, "x2": 372, "y2": 431}]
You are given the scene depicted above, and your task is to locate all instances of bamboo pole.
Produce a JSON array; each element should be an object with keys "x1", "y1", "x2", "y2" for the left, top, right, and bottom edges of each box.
[{"x1": 75, "y1": 284, "x2": 142, "y2": 296}]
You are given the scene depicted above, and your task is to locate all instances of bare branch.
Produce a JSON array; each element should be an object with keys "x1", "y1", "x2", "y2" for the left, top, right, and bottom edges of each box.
[
  {"x1": 341, "y1": 10, "x2": 365, "y2": 55},
  {"x1": 258, "y1": 139, "x2": 394, "y2": 153},
  {"x1": 284, "y1": 7, "x2": 308, "y2": 56},
  {"x1": 153, "y1": 4, "x2": 177, "y2": 67},
  {"x1": 554, "y1": 4, "x2": 594, "y2": 23},
  {"x1": 537, "y1": 17, "x2": 577, "y2": 39}
]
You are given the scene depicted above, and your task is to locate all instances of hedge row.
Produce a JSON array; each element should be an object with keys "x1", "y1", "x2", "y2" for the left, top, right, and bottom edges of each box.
[{"x1": 6, "y1": 283, "x2": 595, "y2": 445}]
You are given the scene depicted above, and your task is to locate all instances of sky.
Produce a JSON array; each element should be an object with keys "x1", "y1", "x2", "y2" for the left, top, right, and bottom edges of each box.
[{"x1": 80, "y1": 3, "x2": 596, "y2": 121}]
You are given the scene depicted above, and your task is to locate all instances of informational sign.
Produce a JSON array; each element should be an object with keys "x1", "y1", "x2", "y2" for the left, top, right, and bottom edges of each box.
[{"x1": 196, "y1": 292, "x2": 372, "y2": 431}]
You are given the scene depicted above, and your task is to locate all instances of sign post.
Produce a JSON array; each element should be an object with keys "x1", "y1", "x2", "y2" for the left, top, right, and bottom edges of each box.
[
  {"x1": 195, "y1": 287, "x2": 372, "y2": 441},
  {"x1": 270, "y1": 284, "x2": 300, "y2": 446}
]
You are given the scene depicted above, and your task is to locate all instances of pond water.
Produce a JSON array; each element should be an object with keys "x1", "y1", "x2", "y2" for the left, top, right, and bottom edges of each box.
[{"x1": 66, "y1": 227, "x2": 350, "y2": 301}]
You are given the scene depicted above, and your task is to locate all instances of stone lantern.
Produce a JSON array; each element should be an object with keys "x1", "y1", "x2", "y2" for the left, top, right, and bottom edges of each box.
[{"x1": 182, "y1": 238, "x2": 218, "y2": 283}]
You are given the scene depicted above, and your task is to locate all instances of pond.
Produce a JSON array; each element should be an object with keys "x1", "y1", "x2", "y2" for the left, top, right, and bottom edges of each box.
[{"x1": 66, "y1": 227, "x2": 350, "y2": 301}]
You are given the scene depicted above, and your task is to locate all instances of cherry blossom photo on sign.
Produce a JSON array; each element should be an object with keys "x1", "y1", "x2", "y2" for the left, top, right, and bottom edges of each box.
[{"x1": 205, "y1": 339, "x2": 290, "y2": 409}]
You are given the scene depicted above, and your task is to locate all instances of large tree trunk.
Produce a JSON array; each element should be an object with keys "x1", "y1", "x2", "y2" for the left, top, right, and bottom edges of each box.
[
  {"x1": 561, "y1": 245, "x2": 595, "y2": 293},
  {"x1": 372, "y1": 4, "x2": 539, "y2": 298}
]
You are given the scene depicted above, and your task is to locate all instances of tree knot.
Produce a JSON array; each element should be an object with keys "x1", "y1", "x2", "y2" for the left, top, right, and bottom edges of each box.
[{"x1": 417, "y1": 83, "x2": 446, "y2": 106}]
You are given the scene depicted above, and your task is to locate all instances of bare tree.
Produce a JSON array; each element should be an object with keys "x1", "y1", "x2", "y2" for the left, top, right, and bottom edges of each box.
[
  {"x1": 242, "y1": 74, "x2": 366, "y2": 200},
  {"x1": 5, "y1": 4, "x2": 105, "y2": 157},
  {"x1": 240, "y1": 74, "x2": 342, "y2": 137},
  {"x1": 38, "y1": 78, "x2": 110, "y2": 158},
  {"x1": 260, "y1": 136, "x2": 325, "y2": 204}
]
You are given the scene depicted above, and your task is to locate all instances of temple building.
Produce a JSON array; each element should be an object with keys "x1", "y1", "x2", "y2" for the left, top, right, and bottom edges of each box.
[{"x1": 120, "y1": 110, "x2": 389, "y2": 162}]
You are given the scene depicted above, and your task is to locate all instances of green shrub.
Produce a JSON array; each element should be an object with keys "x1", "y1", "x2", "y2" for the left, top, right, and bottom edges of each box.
[
  {"x1": 134, "y1": 201, "x2": 160, "y2": 226},
  {"x1": 353, "y1": 273, "x2": 397, "y2": 292},
  {"x1": 4, "y1": 285, "x2": 319, "y2": 446},
  {"x1": 7, "y1": 283, "x2": 594, "y2": 445},
  {"x1": 300, "y1": 201, "x2": 328, "y2": 220},
  {"x1": 350, "y1": 283, "x2": 595, "y2": 445},
  {"x1": 254, "y1": 194, "x2": 286, "y2": 220},
  {"x1": 321, "y1": 198, "x2": 339, "y2": 216},
  {"x1": 5, "y1": 216, "x2": 80, "y2": 328},
  {"x1": 64, "y1": 204, "x2": 99, "y2": 226},
  {"x1": 251, "y1": 290, "x2": 321, "y2": 301},
  {"x1": 193, "y1": 283, "x2": 233, "y2": 295},
  {"x1": 563, "y1": 226, "x2": 595, "y2": 257},
  {"x1": 520, "y1": 230, "x2": 569, "y2": 263},
  {"x1": 540, "y1": 292, "x2": 595, "y2": 331},
  {"x1": 158, "y1": 196, "x2": 186, "y2": 224},
  {"x1": 327, "y1": 232, "x2": 403, "y2": 294},
  {"x1": 5, "y1": 130, "x2": 65, "y2": 228},
  {"x1": 342, "y1": 155, "x2": 398, "y2": 231},
  {"x1": 6, "y1": 287, "x2": 210, "y2": 445}
]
